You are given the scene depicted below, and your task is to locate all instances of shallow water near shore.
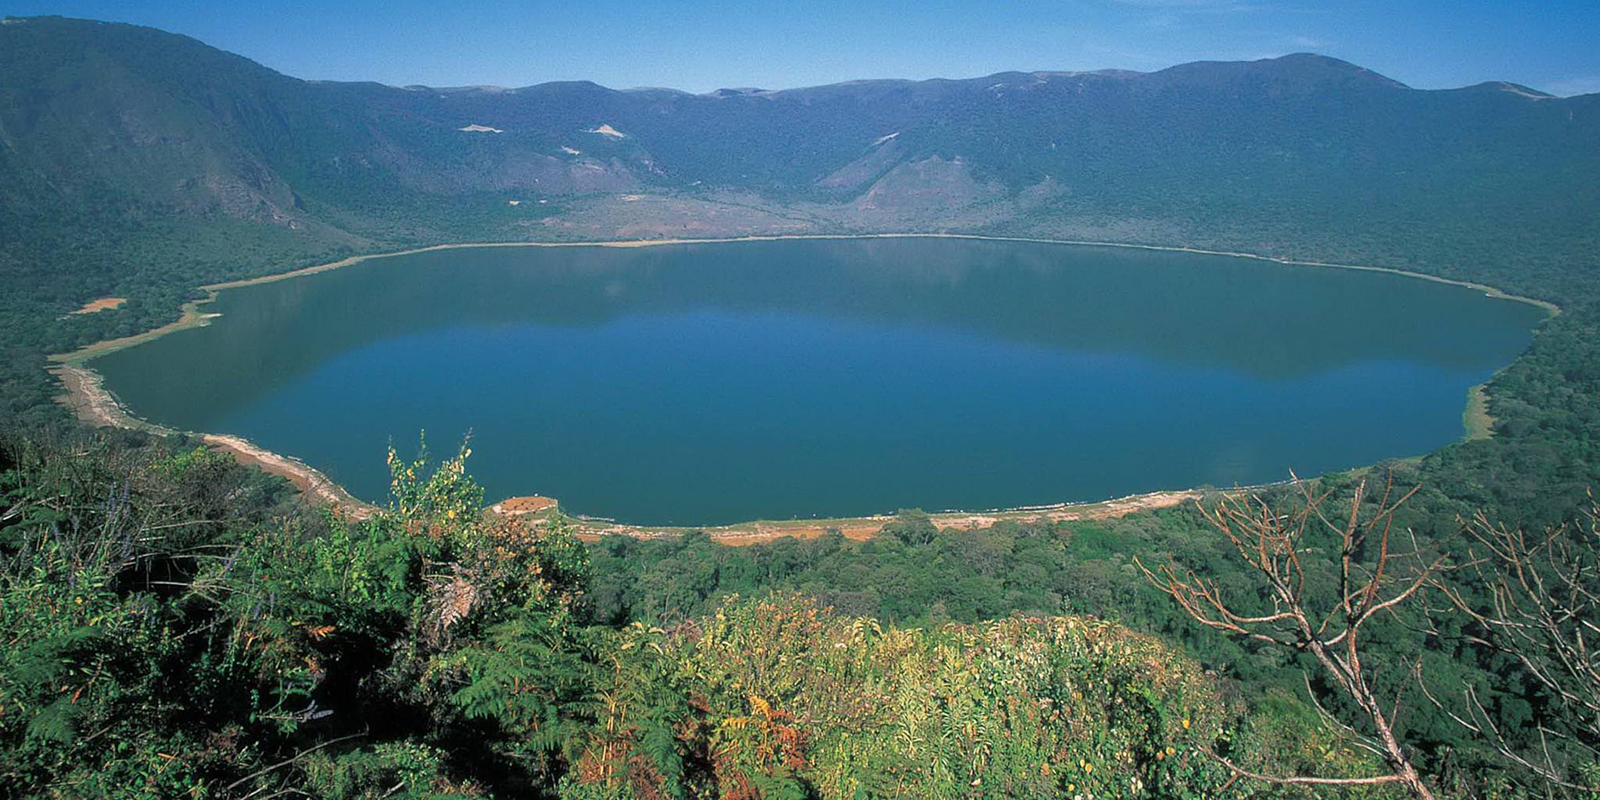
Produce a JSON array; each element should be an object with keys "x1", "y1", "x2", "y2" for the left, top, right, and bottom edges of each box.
[{"x1": 92, "y1": 238, "x2": 1545, "y2": 525}]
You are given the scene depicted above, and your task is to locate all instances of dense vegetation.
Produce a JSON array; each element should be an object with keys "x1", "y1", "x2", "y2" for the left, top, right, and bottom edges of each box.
[
  {"x1": 584, "y1": 473, "x2": 1594, "y2": 793},
  {"x1": 2, "y1": 13, "x2": 1599, "y2": 798},
  {"x1": 2, "y1": 432, "x2": 1393, "y2": 798}
]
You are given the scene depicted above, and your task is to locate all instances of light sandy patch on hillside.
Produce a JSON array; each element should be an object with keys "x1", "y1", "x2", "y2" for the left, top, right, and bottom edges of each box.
[
  {"x1": 71, "y1": 297, "x2": 126, "y2": 314},
  {"x1": 560, "y1": 145, "x2": 581, "y2": 155},
  {"x1": 587, "y1": 124, "x2": 627, "y2": 139},
  {"x1": 458, "y1": 124, "x2": 504, "y2": 133},
  {"x1": 872, "y1": 131, "x2": 899, "y2": 146},
  {"x1": 1496, "y1": 83, "x2": 1551, "y2": 100},
  {"x1": 817, "y1": 138, "x2": 904, "y2": 191},
  {"x1": 854, "y1": 155, "x2": 1003, "y2": 213}
]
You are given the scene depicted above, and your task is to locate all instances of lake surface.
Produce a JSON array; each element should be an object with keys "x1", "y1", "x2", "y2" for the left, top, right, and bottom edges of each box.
[{"x1": 93, "y1": 238, "x2": 1546, "y2": 525}]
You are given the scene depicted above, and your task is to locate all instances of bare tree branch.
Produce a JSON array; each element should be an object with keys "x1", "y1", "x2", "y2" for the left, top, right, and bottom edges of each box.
[
  {"x1": 1424, "y1": 497, "x2": 1600, "y2": 794},
  {"x1": 1137, "y1": 473, "x2": 1442, "y2": 799}
]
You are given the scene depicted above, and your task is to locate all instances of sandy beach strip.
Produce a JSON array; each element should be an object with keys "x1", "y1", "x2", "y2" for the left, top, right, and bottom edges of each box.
[
  {"x1": 51, "y1": 363, "x2": 376, "y2": 519},
  {"x1": 552, "y1": 489, "x2": 1203, "y2": 545}
]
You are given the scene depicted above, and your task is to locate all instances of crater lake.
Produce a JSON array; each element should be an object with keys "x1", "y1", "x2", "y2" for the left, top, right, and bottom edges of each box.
[{"x1": 90, "y1": 238, "x2": 1548, "y2": 525}]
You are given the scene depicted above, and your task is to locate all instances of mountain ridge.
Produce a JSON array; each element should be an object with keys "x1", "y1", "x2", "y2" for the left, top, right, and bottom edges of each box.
[
  {"x1": 21, "y1": 16, "x2": 1581, "y2": 98},
  {"x1": 2, "y1": 13, "x2": 1598, "y2": 330}
]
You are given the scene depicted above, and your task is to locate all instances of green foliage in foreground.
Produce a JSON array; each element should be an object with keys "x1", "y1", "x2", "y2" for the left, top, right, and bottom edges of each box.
[
  {"x1": 0, "y1": 431, "x2": 1396, "y2": 799},
  {"x1": 584, "y1": 419, "x2": 1600, "y2": 797},
  {"x1": 568, "y1": 596, "x2": 1353, "y2": 800}
]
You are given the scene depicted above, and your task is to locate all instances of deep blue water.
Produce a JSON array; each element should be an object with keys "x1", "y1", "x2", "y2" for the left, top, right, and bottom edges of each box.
[{"x1": 93, "y1": 238, "x2": 1546, "y2": 524}]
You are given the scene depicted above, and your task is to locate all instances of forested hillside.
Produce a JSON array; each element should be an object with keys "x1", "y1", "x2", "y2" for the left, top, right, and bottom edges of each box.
[
  {"x1": 1, "y1": 433, "x2": 1394, "y2": 798},
  {"x1": 2, "y1": 13, "x2": 1599, "y2": 799}
]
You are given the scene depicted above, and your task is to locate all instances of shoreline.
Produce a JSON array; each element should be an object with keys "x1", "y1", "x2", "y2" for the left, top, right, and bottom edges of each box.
[
  {"x1": 51, "y1": 362, "x2": 377, "y2": 519},
  {"x1": 49, "y1": 230, "x2": 1559, "y2": 534},
  {"x1": 556, "y1": 489, "x2": 1204, "y2": 544}
]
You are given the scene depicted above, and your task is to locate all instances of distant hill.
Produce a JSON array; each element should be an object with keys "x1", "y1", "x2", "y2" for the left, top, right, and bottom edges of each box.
[{"x1": 4, "y1": 16, "x2": 1598, "y2": 260}]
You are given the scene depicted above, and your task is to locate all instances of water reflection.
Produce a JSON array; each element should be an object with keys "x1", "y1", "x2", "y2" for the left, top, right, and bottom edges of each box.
[{"x1": 94, "y1": 238, "x2": 1544, "y2": 523}]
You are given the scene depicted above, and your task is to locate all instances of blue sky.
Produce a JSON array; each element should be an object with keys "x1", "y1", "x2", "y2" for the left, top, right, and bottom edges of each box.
[{"x1": 6, "y1": 1, "x2": 1599, "y2": 96}]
